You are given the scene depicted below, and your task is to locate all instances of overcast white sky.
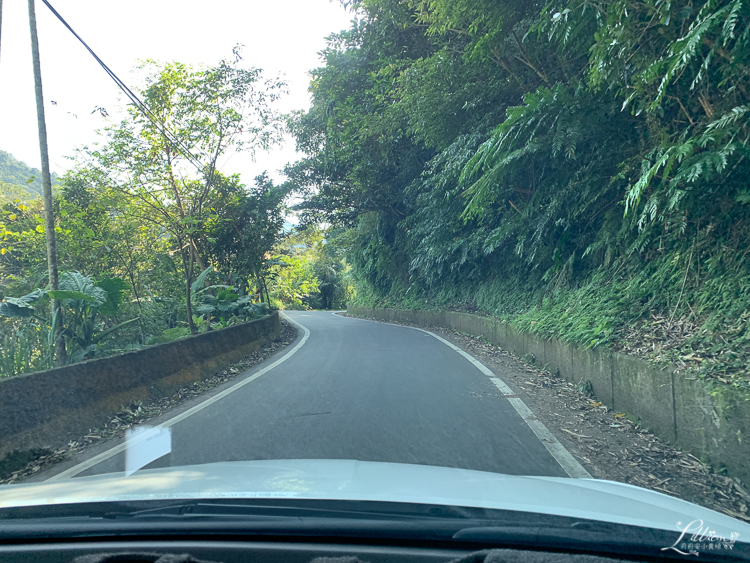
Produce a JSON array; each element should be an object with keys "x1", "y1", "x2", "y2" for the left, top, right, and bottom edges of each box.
[{"x1": 0, "y1": 0, "x2": 353, "y2": 182}]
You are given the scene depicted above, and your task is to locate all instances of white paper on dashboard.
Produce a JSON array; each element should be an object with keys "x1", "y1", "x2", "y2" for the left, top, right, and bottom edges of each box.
[{"x1": 124, "y1": 426, "x2": 172, "y2": 476}]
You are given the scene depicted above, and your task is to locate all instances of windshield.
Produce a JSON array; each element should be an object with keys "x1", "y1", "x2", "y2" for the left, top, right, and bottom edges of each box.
[{"x1": 0, "y1": 0, "x2": 749, "y2": 556}]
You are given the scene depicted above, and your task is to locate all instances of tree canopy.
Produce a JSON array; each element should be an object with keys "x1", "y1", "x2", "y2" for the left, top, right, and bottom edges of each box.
[
  {"x1": 288, "y1": 0, "x2": 750, "y2": 390},
  {"x1": 0, "y1": 52, "x2": 290, "y2": 376}
]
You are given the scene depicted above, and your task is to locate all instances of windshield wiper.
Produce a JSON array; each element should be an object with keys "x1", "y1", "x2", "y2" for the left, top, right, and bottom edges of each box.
[{"x1": 101, "y1": 501, "x2": 465, "y2": 521}]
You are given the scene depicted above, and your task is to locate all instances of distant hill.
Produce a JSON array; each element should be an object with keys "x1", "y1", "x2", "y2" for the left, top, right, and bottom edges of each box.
[{"x1": 0, "y1": 150, "x2": 59, "y2": 202}]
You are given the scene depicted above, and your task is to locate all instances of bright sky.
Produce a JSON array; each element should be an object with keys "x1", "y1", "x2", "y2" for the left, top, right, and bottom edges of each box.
[{"x1": 0, "y1": 0, "x2": 353, "y2": 182}]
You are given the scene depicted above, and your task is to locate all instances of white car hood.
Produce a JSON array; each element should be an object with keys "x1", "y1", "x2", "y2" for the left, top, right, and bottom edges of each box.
[{"x1": 0, "y1": 459, "x2": 747, "y2": 541}]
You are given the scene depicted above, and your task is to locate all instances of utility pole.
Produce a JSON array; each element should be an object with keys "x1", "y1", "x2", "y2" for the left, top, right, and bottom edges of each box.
[{"x1": 28, "y1": 0, "x2": 67, "y2": 365}]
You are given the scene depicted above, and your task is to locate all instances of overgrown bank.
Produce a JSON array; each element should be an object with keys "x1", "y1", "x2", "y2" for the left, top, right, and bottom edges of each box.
[
  {"x1": 349, "y1": 246, "x2": 750, "y2": 398},
  {"x1": 287, "y1": 0, "x2": 750, "y2": 399}
]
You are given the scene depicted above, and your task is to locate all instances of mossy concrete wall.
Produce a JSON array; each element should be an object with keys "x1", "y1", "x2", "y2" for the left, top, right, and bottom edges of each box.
[
  {"x1": 0, "y1": 313, "x2": 281, "y2": 465},
  {"x1": 349, "y1": 307, "x2": 749, "y2": 485}
]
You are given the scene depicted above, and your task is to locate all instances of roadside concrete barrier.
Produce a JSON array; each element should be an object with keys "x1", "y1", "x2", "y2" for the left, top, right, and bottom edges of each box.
[
  {"x1": 348, "y1": 306, "x2": 750, "y2": 485},
  {"x1": 0, "y1": 313, "x2": 281, "y2": 469}
]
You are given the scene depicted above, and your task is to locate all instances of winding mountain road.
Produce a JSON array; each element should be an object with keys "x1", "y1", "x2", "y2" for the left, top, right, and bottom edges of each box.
[{"x1": 43, "y1": 311, "x2": 589, "y2": 480}]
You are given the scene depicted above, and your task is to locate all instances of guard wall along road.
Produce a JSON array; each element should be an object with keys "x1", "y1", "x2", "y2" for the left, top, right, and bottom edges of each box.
[
  {"x1": 0, "y1": 313, "x2": 281, "y2": 470},
  {"x1": 348, "y1": 307, "x2": 750, "y2": 486}
]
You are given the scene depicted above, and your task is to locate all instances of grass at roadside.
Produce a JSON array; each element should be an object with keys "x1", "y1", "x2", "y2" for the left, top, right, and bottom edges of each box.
[{"x1": 350, "y1": 253, "x2": 750, "y2": 399}]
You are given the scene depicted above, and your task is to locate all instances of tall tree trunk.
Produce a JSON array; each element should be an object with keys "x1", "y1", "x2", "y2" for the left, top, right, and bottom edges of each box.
[
  {"x1": 190, "y1": 238, "x2": 207, "y2": 272},
  {"x1": 180, "y1": 242, "x2": 197, "y2": 335},
  {"x1": 261, "y1": 276, "x2": 270, "y2": 307},
  {"x1": 252, "y1": 264, "x2": 264, "y2": 303},
  {"x1": 185, "y1": 274, "x2": 197, "y2": 335},
  {"x1": 28, "y1": 0, "x2": 67, "y2": 365}
]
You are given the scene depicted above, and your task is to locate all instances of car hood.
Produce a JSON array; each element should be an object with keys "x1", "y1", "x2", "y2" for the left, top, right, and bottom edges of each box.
[{"x1": 0, "y1": 459, "x2": 747, "y2": 539}]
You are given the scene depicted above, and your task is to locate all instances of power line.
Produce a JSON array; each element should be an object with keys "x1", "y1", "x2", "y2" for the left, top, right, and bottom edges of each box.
[{"x1": 40, "y1": 0, "x2": 209, "y2": 173}]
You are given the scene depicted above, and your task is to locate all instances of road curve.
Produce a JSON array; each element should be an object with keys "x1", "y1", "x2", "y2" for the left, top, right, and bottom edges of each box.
[{"x1": 47, "y1": 311, "x2": 573, "y2": 479}]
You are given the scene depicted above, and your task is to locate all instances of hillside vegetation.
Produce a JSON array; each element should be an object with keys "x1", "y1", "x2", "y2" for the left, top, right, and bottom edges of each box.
[
  {"x1": 0, "y1": 56, "x2": 291, "y2": 377},
  {"x1": 0, "y1": 150, "x2": 58, "y2": 202},
  {"x1": 287, "y1": 0, "x2": 750, "y2": 394}
]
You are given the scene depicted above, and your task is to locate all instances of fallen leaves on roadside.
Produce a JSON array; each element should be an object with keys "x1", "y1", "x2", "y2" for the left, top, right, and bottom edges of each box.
[
  {"x1": 618, "y1": 314, "x2": 702, "y2": 364},
  {"x1": 561, "y1": 429, "x2": 592, "y2": 439},
  {"x1": 0, "y1": 321, "x2": 298, "y2": 485}
]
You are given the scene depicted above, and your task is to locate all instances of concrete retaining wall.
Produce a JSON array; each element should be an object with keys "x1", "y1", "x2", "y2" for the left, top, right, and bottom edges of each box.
[
  {"x1": 0, "y1": 313, "x2": 281, "y2": 464},
  {"x1": 349, "y1": 307, "x2": 750, "y2": 485}
]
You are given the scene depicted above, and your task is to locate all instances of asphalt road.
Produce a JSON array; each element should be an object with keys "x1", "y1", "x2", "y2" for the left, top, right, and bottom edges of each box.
[{"x1": 49, "y1": 311, "x2": 573, "y2": 479}]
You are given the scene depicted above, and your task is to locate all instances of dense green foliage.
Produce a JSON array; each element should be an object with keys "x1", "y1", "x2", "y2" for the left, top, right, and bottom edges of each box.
[
  {"x1": 269, "y1": 226, "x2": 355, "y2": 310},
  {"x1": 0, "y1": 53, "x2": 289, "y2": 377},
  {"x1": 289, "y1": 0, "x2": 750, "y2": 390}
]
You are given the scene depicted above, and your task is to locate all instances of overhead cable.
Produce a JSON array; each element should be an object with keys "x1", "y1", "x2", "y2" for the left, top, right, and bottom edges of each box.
[{"x1": 40, "y1": 0, "x2": 208, "y2": 173}]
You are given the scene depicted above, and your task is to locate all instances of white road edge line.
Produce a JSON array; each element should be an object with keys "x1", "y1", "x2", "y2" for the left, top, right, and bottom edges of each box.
[
  {"x1": 349, "y1": 315, "x2": 592, "y2": 479},
  {"x1": 47, "y1": 313, "x2": 311, "y2": 482},
  {"x1": 418, "y1": 329, "x2": 591, "y2": 479}
]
